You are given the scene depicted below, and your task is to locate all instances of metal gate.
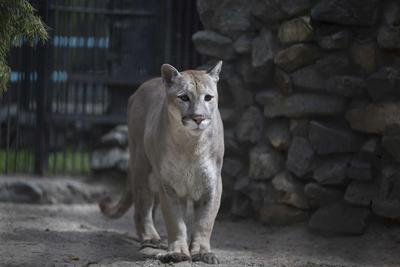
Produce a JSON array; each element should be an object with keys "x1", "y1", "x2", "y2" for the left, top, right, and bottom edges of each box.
[{"x1": 0, "y1": 0, "x2": 202, "y2": 175}]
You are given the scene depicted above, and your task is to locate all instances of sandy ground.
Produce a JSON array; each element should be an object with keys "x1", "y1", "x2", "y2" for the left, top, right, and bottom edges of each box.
[{"x1": 1, "y1": 202, "x2": 400, "y2": 267}]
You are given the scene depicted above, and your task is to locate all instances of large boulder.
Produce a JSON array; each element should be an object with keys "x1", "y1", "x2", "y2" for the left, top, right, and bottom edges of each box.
[
  {"x1": 372, "y1": 170, "x2": 400, "y2": 219},
  {"x1": 90, "y1": 147, "x2": 129, "y2": 173},
  {"x1": 316, "y1": 30, "x2": 351, "y2": 50},
  {"x1": 252, "y1": 28, "x2": 279, "y2": 68},
  {"x1": 311, "y1": 0, "x2": 379, "y2": 26},
  {"x1": 227, "y1": 76, "x2": 254, "y2": 108},
  {"x1": 304, "y1": 183, "x2": 343, "y2": 208},
  {"x1": 256, "y1": 91, "x2": 346, "y2": 118},
  {"x1": 197, "y1": 0, "x2": 253, "y2": 37},
  {"x1": 350, "y1": 39, "x2": 377, "y2": 74},
  {"x1": 325, "y1": 76, "x2": 366, "y2": 98},
  {"x1": 382, "y1": 134, "x2": 400, "y2": 162},
  {"x1": 251, "y1": 0, "x2": 311, "y2": 22},
  {"x1": 192, "y1": 31, "x2": 235, "y2": 60},
  {"x1": 259, "y1": 203, "x2": 308, "y2": 225},
  {"x1": 366, "y1": 67, "x2": 400, "y2": 101},
  {"x1": 347, "y1": 152, "x2": 374, "y2": 181},
  {"x1": 345, "y1": 181, "x2": 378, "y2": 206},
  {"x1": 272, "y1": 171, "x2": 309, "y2": 209},
  {"x1": 309, "y1": 201, "x2": 370, "y2": 235},
  {"x1": 278, "y1": 16, "x2": 313, "y2": 44},
  {"x1": 308, "y1": 121, "x2": 363, "y2": 155},
  {"x1": 236, "y1": 106, "x2": 264, "y2": 143},
  {"x1": 274, "y1": 43, "x2": 319, "y2": 73},
  {"x1": 345, "y1": 102, "x2": 400, "y2": 134},
  {"x1": 249, "y1": 145, "x2": 284, "y2": 180},
  {"x1": 286, "y1": 137, "x2": 314, "y2": 177},
  {"x1": 313, "y1": 155, "x2": 350, "y2": 185},
  {"x1": 274, "y1": 68, "x2": 293, "y2": 95},
  {"x1": 266, "y1": 119, "x2": 291, "y2": 151},
  {"x1": 233, "y1": 34, "x2": 254, "y2": 54}
]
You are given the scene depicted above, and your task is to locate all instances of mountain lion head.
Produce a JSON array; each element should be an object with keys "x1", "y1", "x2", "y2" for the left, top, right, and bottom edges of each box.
[{"x1": 161, "y1": 61, "x2": 222, "y2": 135}]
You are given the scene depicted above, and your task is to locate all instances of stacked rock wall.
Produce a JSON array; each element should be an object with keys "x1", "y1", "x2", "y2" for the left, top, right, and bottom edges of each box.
[{"x1": 193, "y1": 0, "x2": 400, "y2": 234}]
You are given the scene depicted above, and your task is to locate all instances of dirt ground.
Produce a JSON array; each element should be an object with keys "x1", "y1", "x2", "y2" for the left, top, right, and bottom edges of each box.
[{"x1": 2, "y1": 201, "x2": 400, "y2": 267}]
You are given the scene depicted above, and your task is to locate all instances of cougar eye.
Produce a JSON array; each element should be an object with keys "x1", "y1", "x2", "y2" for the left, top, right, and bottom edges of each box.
[
  {"x1": 178, "y1": 94, "x2": 190, "y2": 102},
  {"x1": 204, "y1": 95, "x2": 214, "y2": 101}
]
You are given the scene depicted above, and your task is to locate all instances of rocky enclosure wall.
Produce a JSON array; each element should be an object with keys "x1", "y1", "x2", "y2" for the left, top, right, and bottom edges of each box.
[{"x1": 192, "y1": 0, "x2": 400, "y2": 234}]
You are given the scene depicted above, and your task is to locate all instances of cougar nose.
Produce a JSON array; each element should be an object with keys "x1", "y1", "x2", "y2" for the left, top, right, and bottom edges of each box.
[{"x1": 192, "y1": 114, "x2": 205, "y2": 125}]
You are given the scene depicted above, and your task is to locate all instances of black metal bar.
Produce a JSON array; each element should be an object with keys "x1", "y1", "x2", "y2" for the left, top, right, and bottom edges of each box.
[{"x1": 34, "y1": 0, "x2": 50, "y2": 175}]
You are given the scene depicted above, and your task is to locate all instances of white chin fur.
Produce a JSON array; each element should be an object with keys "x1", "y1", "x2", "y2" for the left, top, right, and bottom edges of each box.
[{"x1": 183, "y1": 119, "x2": 210, "y2": 132}]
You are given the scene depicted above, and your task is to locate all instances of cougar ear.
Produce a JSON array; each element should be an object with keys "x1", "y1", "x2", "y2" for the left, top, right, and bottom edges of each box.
[
  {"x1": 161, "y1": 64, "x2": 181, "y2": 87},
  {"x1": 206, "y1": 60, "x2": 223, "y2": 82}
]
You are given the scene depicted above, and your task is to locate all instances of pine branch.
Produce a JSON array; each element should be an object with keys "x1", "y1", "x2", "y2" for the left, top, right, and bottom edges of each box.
[{"x1": 0, "y1": 0, "x2": 48, "y2": 94}]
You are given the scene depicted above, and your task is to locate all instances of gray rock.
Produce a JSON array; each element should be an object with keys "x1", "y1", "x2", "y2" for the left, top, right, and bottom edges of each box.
[
  {"x1": 247, "y1": 182, "x2": 279, "y2": 211},
  {"x1": 90, "y1": 147, "x2": 129, "y2": 172},
  {"x1": 239, "y1": 57, "x2": 273, "y2": 84},
  {"x1": 382, "y1": 0, "x2": 400, "y2": 26},
  {"x1": 345, "y1": 181, "x2": 378, "y2": 206},
  {"x1": 304, "y1": 183, "x2": 343, "y2": 208},
  {"x1": 291, "y1": 54, "x2": 349, "y2": 91},
  {"x1": 278, "y1": 16, "x2": 313, "y2": 44},
  {"x1": 286, "y1": 137, "x2": 314, "y2": 177},
  {"x1": 272, "y1": 171, "x2": 309, "y2": 209},
  {"x1": 249, "y1": 145, "x2": 284, "y2": 180},
  {"x1": 0, "y1": 181, "x2": 42, "y2": 203},
  {"x1": 361, "y1": 138, "x2": 380, "y2": 154},
  {"x1": 274, "y1": 44, "x2": 319, "y2": 73},
  {"x1": 220, "y1": 108, "x2": 236, "y2": 124},
  {"x1": 259, "y1": 203, "x2": 308, "y2": 225},
  {"x1": 311, "y1": 0, "x2": 379, "y2": 26},
  {"x1": 197, "y1": 0, "x2": 253, "y2": 37},
  {"x1": 192, "y1": 31, "x2": 235, "y2": 60},
  {"x1": 227, "y1": 76, "x2": 254, "y2": 108},
  {"x1": 233, "y1": 34, "x2": 254, "y2": 54},
  {"x1": 236, "y1": 106, "x2": 264, "y2": 143},
  {"x1": 266, "y1": 119, "x2": 291, "y2": 151},
  {"x1": 325, "y1": 76, "x2": 366, "y2": 98},
  {"x1": 252, "y1": 28, "x2": 279, "y2": 68},
  {"x1": 274, "y1": 68, "x2": 293, "y2": 95},
  {"x1": 350, "y1": 39, "x2": 377, "y2": 74},
  {"x1": 100, "y1": 125, "x2": 129, "y2": 147},
  {"x1": 347, "y1": 152, "x2": 374, "y2": 181},
  {"x1": 345, "y1": 103, "x2": 400, "y2": 134},
  {"x1": 382, "y1": 134, "x2": 400, "y2": 162},
  {"x1": 309, "y1": 121, "x2": 363, "y2": 155},
  {"x1": 372, "y1": 172, "x2": 400, "y2": 219},
  {"x1": 289, "y1": 118, "x2": 309, "y2": 138},
  {"x1": 378, "y1": 26, "x2": 400, "y2": 51},
  {"x1": 317, "y1": 30, "x2": 350, "y2": 50},
  {"x1": 251, "y1": 0, "x2": 311, "y2": 22},
  {"x1": 366, "y1": 67, "x2": 400, "y2": 101},
  {"x1": 309, "y1": 201, "x2": 370, "y2": 235},
  {"x1": 224, "y1": 129, "x2": 242, "y2": 155},
  {"x1": 313, "y1": 156, "x2": 350, "y2": 185},
  {"x1": 257, "y1": 91, "x2": 346, "y2": 118},
  {"x1": 222, "y1": 157, "x2": 244, "y2": 178},
  {"x1": 231, "y1": 194, "x2": 252, "y2": 217},
  {"x1": 314, "y1": 53, "x2": 350, "y2": 77}
]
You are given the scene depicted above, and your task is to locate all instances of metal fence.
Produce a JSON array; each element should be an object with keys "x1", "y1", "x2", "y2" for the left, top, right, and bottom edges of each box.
[{"x1": 0, "y1": 0, "x2": 202, "y2": 175}]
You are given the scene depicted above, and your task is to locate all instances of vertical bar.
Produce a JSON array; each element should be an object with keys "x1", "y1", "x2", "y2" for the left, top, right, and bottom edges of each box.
[{"x1": 35, "y1": 0, "x2": 50, "y2": 175}]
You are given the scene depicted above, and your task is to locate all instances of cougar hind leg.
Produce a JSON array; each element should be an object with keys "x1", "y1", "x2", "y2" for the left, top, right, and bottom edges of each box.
[{"x1": 130, "y1": 146, "x2": 161, "y2": 248}]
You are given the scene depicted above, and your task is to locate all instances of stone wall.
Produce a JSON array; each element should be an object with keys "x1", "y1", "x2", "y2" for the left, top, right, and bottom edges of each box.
[{"x1": 193, "y1": 0, "x2": 400, "y2": 234}]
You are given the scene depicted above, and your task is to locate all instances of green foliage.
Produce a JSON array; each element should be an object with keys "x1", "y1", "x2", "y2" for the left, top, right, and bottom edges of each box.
[{"x1": 0, "y1": 0, "x2": 48, "y2": 93}]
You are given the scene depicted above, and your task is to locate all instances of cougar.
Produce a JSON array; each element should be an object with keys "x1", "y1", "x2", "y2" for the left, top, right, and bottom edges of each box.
[{"x1": 100, "y1": 61, "x2": 224, "y2": 264}]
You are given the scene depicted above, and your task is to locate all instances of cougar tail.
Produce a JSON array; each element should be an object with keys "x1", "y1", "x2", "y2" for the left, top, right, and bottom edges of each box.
[{"x1": 99, "y1": 188, "x2": 134, "y2": 219}]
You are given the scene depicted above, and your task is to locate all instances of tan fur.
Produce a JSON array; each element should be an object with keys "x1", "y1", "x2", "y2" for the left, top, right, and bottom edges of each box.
[{"x1": 100, "y1": 62, "x2": 224, "y2": 264}]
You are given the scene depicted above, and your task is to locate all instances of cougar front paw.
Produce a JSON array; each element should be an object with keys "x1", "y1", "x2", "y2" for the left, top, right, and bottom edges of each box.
[
  {"x1": 192, "y1": 252, "x2": 219, "y2": 264},
  {"x1": 157, "y1": 252, "x2": 191, "y2": 263}
]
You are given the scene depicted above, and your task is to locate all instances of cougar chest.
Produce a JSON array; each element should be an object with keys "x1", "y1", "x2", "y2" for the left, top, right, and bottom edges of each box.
[{"x1": 159, "y1": 149, "x2": 216, "y2": 201}]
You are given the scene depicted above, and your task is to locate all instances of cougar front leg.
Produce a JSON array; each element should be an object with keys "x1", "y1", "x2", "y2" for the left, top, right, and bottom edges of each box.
[
  {"x1": 157, "y1": 187, "x2": 190, "y2": 263},
  {"x1": 190, "y1": 177, "x2": 222, "y2": 264}
]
